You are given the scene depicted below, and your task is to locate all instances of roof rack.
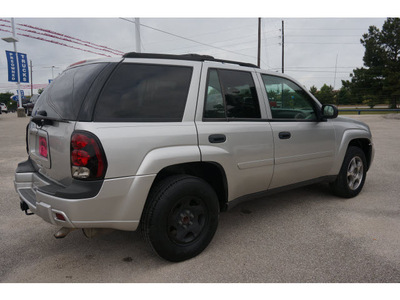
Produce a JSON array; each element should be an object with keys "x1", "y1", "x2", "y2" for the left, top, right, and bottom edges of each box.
[{"x1": 122, "y1": 52, "x2": 259, "y2": 68}]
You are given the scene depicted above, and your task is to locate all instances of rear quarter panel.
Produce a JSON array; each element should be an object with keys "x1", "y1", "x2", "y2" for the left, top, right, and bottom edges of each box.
[{"x1": 74, "y1": 121, "x2": 200, "y2": 178}]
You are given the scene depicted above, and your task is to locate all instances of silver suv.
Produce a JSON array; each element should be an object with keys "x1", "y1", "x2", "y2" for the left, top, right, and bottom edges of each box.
[{"x1": 14, "y1": 53, "x2": 374, "y2": 262}]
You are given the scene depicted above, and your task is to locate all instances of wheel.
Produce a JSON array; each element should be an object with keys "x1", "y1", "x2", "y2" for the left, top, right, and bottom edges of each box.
[
  {"x1": 141, "y1": 175, "x2": 219, "y2": 262},
  {"x1": 330, "y1": 146, "x2": 367, "y2": 198}
]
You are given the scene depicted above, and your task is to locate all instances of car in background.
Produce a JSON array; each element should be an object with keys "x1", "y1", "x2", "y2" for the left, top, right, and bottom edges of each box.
[
  {"x1": 23, "y1": 94, "x2": 40, "y2": 116},
  {"x1": 0, "y1": 102, "x2": 7, "y2": 114}
]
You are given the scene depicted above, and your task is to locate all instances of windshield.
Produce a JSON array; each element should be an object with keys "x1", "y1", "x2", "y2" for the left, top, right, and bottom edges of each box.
[{"x1": 33, "y1": 63, "x2": 108, "y2": 120}]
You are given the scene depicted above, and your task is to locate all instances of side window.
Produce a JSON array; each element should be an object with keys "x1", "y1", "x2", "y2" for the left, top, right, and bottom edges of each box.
[
  {"x1": 261, "y1": 74, "x2": 317, "y2": 120},
  {"x1": 94, "y1": 63, "x2": 193, "y2": 122},
  {"x1": 204, "y1": 69, "x2": 261, "y2": 120}
]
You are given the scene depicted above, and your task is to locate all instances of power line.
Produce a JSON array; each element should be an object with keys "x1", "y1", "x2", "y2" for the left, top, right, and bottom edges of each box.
[
  {"x1": 119, "y1": 18, "x2": 257, "y2": 60},
  {"x1": 283, "y1": 66, "x2": 359, "y2": 69},
  {"x1": 15, "y1": 20, "x2": 123, "y2": 54},
  {"x1": 286, "y1": 42, "x2": 360, "y2": 45},
  {"x1": 0, "y1": 27, "x2": 111, "y2": 57},
  {"x1": 285, "y1": 27, "x2": 368, "y2": 31},
  {"x1": 285, "y1": 69, "x2": 351, "y2": 74},
  {"x1": 0, "y1": 19, "x2": 123, "y2": 57},
  {"x1": 164, "y1": 34, "x2": 259, "y2": 54},
  {"x1": 286, "y1": 34, "x2": 361, "y2": 37}
]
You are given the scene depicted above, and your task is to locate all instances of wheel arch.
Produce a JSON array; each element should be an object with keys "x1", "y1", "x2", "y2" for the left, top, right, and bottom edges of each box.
[
  {"x1": 348, "y1": 138, "x2": 373, "y2": 171},
  {"x1": 150, "y1": 162, "x2": 229, "y2": 212},
  {"x1": 333, "y1": 129, "x2": 374, "y2": 175}
]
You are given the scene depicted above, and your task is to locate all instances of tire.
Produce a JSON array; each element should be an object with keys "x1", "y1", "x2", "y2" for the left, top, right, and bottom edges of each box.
[
  {"x1": 141, "y1": 175, "x2": 219, "y2": 262},
  {"x1": 330, "y1": 146, "x2": 367, "y2": 198}
]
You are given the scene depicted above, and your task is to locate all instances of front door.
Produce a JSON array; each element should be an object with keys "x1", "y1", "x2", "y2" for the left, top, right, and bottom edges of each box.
[{"x1": 259, "y1": 73, "x2": 336, "y2": 189}]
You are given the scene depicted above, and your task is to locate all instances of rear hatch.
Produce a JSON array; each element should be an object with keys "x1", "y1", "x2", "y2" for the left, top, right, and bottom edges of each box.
[{"x1": 28, "y1": 62, "x2": 114, "y2": 186}]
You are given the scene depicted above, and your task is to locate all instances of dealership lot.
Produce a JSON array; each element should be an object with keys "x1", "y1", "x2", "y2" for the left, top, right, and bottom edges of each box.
[{"x1": 0, "y1": 112, "x2": 399, "y2": 283}]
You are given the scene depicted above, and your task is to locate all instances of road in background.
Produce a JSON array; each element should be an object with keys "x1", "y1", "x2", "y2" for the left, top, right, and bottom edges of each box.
[{"x1": 0, "y1": 113, "x2": 399, "y2": 283}]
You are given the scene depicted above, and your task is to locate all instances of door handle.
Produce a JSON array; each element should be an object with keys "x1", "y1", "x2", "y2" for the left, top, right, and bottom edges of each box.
[
  {"x1": 279, "y1": 132, "x2": 291, "y2": 139},
  {"x1": 209, "y1": 134, "x2": 226, "y2": 143}
]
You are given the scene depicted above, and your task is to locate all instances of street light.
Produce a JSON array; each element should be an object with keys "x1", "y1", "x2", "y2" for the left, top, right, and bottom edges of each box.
[
  {"x1": 1, "y1": 18, "x2": 26, "y2": 117},
  {"x1": 2, "y1": 36, "x2": 18, "y2": 43}
]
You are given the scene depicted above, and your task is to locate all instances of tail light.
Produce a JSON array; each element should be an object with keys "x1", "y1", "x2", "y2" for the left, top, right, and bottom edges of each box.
[
  {"x1": 39, "y1": 136, "x2": 48, "y2": 158},
  {"x1": 71, "y1": 131, "x2": 107, "y2": 180}
]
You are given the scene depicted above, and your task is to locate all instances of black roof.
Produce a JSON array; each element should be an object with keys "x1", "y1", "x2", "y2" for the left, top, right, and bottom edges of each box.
[{"x1": 122, "y1": 52, "x2": 259, "y2": 68}]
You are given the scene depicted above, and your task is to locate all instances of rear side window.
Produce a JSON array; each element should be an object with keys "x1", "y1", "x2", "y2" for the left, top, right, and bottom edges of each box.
[
  {"x1": 32, "y1": 63, "x2": 108, "y2": 120},
  {"x1": 94, "y1": 63, "x2": 193, "y2": 122},
  {"x1": 204, "y1": 69, "x2": 261, "y2": 120}
]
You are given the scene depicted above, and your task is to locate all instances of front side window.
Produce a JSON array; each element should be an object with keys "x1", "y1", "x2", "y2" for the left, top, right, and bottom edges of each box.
[
  {"x1": 261, "y1": 74, "x2": 317, "y2": 121},
  {"x1": 204, "y1": 69, "x2": 261, "y2": 120},
  {"x1": 94, "y1": 63, "x2": 193, "y2": 122}
]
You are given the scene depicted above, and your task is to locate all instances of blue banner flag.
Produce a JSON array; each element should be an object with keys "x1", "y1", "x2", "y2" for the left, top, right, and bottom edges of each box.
[
  {"x1": 18, "y1": 53, "x2": 29, "y2": 83},
  {"x1": 5, "y1": 50, "x2": 29, "y2": 83},
  {"x1": 6, "y1": 50, "x2": 18, "y2": 82}
]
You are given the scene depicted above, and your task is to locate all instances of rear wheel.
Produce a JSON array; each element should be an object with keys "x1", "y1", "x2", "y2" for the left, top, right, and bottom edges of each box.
[
  {"x1": 330, "y1": 146, "x2": 367, "y2": 198},
  {"x1": 141, "y1": 175, "x2": 219, "y2": 262}
]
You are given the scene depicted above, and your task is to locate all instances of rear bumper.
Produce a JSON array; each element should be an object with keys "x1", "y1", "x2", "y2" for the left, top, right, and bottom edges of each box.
[{"x1": 14, "y1": 158, "x2": 155, "y2": 231}]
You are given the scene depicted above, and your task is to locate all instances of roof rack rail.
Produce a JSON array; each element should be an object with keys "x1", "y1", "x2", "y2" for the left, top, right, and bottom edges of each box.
[{"x1": 122, "y1": 52, "x2": 259, "y2": 68}]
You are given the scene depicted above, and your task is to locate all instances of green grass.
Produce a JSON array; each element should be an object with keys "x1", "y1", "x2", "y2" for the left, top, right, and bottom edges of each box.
[{"x1": 339, "y1": 111, "x2": 400, "y2": 115}]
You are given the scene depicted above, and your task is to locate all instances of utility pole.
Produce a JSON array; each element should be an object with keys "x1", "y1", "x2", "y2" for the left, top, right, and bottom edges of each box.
[
  {"x1": 334, "y1": 53, "x2": 339, "y2": 106},
  {"x1": 282, "y1": 20, "x2": 284, "y2": 73},
  {"x1": 333, "y1": 53, "x2": 338, "y2": 89},
  {"x1": 257, "y1": 18, "x2": 261, "y2": 68},
  {"x1": 30, "y1": 60, "x2": 33, "y2": 96},
  {"x1": 135, "y1": 18, "x2": 141, "y2": 53}
]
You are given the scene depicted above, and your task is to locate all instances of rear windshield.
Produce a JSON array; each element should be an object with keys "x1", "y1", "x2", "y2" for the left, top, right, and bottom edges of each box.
[
  {"x1": 32, "y1": 63, "x2": 108, "y2": 120},
  {"x1": 94, "y1": 63, "x2": 193, "y2": 122}
]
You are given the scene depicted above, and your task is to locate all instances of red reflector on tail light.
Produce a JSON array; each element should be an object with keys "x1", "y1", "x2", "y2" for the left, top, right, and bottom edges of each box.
[
  {"x1": 55, "y1": 213, "x2": 65, "y2": 221},
  {"x1": 39, "y1": 136, "x2": 48, "y2": 158},
  {"x1": 71, "y1": 131, "x2": 107, "y2": 180}
]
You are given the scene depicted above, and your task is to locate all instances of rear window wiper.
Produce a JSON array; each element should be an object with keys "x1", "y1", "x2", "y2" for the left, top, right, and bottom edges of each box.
[{"x1": 31, "y1": 111, "x2": 69, "y2": 126}]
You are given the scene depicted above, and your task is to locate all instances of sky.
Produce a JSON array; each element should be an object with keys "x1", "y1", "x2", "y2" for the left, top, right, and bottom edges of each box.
[{"x1": 0, "y1": 1, "x2": 395, "y2": 96}]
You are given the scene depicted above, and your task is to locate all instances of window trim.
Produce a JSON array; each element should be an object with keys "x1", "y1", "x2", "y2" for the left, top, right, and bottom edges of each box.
[{"x1": 202, "y1": 68, "x2": 262, "y2": 122}]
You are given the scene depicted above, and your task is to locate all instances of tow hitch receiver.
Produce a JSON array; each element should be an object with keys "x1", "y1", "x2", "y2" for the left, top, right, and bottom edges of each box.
[{"x1": 20, "y1": 201, "x2": 34, "y2": 216}]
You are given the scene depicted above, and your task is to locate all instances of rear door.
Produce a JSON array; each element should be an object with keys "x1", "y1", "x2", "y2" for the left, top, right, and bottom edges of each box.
[
  {"x1": 258, "y1": 72, "x2": 336, "y2": 189},
  {"x1": 195, "y1": 63, "x2": 274, "y2": 201}
]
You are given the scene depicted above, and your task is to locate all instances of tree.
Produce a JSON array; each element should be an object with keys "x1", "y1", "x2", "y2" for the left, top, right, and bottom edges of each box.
[
  {"x1": 336, "y1": 86, "x2": 349, "y2": 105},
  {"x1": 347, "y1": 18, "x2": 400, "y2": 108},
  {"x1": 309, "y1": 85, "x2": 318, "y2": 96},
  {"x1": 317, "y1": 84, "x2": 335, "y2": 105}
]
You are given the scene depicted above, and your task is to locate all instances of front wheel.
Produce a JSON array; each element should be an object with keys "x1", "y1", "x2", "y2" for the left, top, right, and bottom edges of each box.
[
  {"x1": 141, "y1": 175, "x2": 219, "y2": 262},
  {"x1": 330, "y1": 146, "x2": 367, "y2": 198}
]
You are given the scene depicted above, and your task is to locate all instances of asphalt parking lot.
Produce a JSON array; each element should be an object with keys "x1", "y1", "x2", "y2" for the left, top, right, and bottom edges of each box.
[{"x1": 0, "y1": 112, "x2": 399, "y2": 283}]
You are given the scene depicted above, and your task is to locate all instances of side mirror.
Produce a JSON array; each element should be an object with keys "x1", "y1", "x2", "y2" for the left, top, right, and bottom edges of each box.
[{"x1": 321, "y1": 104, "x2": 338, "y2": 119}]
